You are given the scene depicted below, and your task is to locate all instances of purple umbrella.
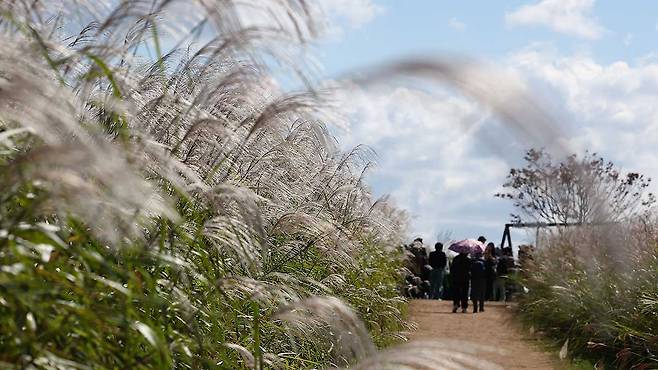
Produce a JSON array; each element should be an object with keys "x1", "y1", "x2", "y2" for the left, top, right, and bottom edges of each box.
[{"x1": 448, "y1": 239, "x2": 485, "y2": 255}]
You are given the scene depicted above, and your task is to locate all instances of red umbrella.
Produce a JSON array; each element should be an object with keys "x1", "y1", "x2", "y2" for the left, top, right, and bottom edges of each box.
[{"x1": 448, "y1": 239, "x2": 485, "y2": 255}]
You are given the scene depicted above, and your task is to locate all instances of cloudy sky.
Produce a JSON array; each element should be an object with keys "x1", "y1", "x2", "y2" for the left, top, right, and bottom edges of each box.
[{"x1": 310, "y1": 0, "x2": 658, "y2": 245}]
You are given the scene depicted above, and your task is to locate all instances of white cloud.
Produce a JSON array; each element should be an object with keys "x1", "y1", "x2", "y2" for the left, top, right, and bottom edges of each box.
[
  {"x1": 505, "y1": 0, "x2": 604, "y2": 39},
  {"x1": 332, "y1": 85, "x2": 517, "y2": 241},
  {"x1": 448, "y1": 17, "x2": 467, "y2": 31},
  {"x1": 623, "y1": 33, "x2": 633, "y2": 46},
  {"x1": 317, "y1": 0, "x2": 384, "y2": 39},
  {"x1": 330, "y1": 49, "x2": 658, "y2": 244},
  {"x1": 319, "y1": 0, "x2": 384, "y2": 29},
  {"x1": 509, "y1": 46, "x2": 658, "y2": 199},
  {"x1": 233, "y1": 0, "x2": 383, "y2": 42}
]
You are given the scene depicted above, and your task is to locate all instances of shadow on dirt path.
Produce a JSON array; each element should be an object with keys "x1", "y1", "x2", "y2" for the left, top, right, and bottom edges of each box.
[{"x1": 407, "y1": 300, "x2": 557, "y2": 369}]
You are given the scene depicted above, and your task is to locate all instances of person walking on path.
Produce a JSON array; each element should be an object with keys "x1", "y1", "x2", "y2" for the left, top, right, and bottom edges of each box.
[
  {"x1": 450, "y1": 252, "x2": 471, "y2": 313},
  {"x1": 484, "y1": 242, "x2": 497, "y2": 301},
  {"x1": 428, "y1": 242, "x2": 447, "y2": 299},
  {"x1": 470, "y1": 250, "x2": 486, "y2": 313},
  {"x1": 494, "y1": 247, "x2": 512, "y2": 302}
]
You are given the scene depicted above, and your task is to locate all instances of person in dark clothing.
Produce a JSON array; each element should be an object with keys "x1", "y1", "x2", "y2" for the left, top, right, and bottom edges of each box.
[
  {"x1": 428, "y1": 242, "x2": 447, "y2": 299},
  {"x1": 494, "y1": 247, "x2": 512, "y2": 302},
  {"x1": 484, "y1": 242, "x2": 497, "y2": 301},
  {"x1": 502, "y1": 247, "x2": 518, "y2": 300},
  {"x1": 450, "y1": 252, "x2": 471, "y2": 313},
  {"x1": 470, "y1": 250, "x2": 486, "y2": 312},
  {"x1": 406, "y1": 238, "x2": 427, "y2": 278}
]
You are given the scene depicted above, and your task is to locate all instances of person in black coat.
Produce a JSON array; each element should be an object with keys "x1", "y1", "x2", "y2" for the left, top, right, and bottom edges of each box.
[
  {"x1": 428, "y1": 242, "x2": 447, "y2": 299},
  {"x1": 494, "y1": 247, "x2": 513, "y2": 302},
  {"x1": 450, "y1": 252, "x2": 471, "y2": 313},
  {"x1": 470, "y1": 250, "x2": 486, "y2": 313},
  {"x1": 484, "y1": 242, "x2": 497, "y2": 301}
]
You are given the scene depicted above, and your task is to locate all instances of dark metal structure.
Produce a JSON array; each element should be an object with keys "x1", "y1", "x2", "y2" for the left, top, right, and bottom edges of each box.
[
  {"x1": 500, "y1": 221, "x2": 616, "y2": 251},
  {"x1": 500, "y1": 222, "x2": 580, "y2": 251}
]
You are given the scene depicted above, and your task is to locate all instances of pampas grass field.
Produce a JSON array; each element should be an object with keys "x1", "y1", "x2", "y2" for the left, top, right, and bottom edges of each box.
[
  {"x1": 516, "y1": 222, "x2": 658, "y2": 369},
  {"x1": 0, "y1": 1, "x2": 417, "y2": 368}
]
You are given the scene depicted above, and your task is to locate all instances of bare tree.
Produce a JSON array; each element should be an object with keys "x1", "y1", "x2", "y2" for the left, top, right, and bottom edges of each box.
[{"x1": 496, "y1": 149, "x2": 655, "y2": 224}]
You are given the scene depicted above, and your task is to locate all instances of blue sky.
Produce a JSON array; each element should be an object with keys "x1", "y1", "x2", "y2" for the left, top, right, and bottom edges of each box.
[
  {"x1": 317, "y1": 1, "x2": 658, "y2": 72},
  {"x1": 304, "y1": 0, "x2": 658, "y2": 246}
]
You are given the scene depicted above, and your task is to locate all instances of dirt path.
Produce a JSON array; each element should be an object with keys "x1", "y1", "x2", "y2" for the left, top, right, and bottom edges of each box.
[{"x1": 407, "y1": 300, "x2": 557, "y2": 369}]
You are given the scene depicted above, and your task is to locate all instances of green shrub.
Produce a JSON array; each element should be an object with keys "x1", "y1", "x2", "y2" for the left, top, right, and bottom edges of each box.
[{"x1": 0, "y1": 1, "x2": 410, "y2": 368}]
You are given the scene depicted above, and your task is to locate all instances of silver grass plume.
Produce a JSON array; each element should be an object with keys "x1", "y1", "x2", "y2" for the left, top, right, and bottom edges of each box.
[{"x1": 0, "y1": 37, "x2": 178, "y2": 243}]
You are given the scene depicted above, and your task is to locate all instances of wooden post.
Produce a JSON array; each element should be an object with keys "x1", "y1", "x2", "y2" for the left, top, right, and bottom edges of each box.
[{"x1": 535, "y1": 226, "x2": 540, "y2": 248}]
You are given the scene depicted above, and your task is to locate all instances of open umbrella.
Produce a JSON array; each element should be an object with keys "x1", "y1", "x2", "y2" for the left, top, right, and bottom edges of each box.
[{"x1": 448, "y1": 239, "x2": 485, "y2": 255}]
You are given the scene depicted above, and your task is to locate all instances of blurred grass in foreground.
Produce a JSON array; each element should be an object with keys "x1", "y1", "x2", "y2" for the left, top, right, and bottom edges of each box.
[{"x1": 516, "y1": 222, "x2": 658, "y2": 369}]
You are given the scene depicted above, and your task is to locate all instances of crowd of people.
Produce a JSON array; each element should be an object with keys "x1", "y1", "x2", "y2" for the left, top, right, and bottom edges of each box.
[{"x1": 403, "y1": 236, "x2": 526, "y2": 313}]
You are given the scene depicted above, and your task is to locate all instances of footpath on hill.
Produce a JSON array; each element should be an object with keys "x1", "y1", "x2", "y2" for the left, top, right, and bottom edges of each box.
[{"x1": 407, "y1": 300, "x2": 558, "y2": 370}]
